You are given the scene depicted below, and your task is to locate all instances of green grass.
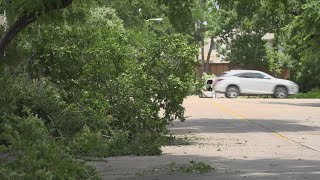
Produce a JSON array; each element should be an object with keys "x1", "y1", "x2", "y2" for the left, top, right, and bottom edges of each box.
[
  {"x1": 291, "y1": 91, "x2": 320, "y2": 99},
  {"x1": 179, "y1": 160, "x2": 214, "y2": 174}
]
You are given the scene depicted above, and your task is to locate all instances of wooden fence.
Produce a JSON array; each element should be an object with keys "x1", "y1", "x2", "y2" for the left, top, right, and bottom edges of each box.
[{"x1": 200, "y1": 63, "x2": 291, "y2": 79}]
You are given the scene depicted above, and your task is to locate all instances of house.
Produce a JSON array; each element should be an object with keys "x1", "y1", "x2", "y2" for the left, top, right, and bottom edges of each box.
[
  {"x1": 199, "y1": 34, "x2": 290, "y2": 79},
  {"x1": 198, "y1": 37, "x2": 233, "y2": 76}
]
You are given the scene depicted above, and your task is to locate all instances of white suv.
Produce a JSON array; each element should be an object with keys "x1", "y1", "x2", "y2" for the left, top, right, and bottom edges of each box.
[{"x1": 213, "y1": 70, "x2": 299, "y2": 98}]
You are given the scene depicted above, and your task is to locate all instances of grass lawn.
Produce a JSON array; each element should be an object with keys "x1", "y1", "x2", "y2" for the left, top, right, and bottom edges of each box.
[{"x1": 291, "y1": 91, "x2": 320, "y2": 99}]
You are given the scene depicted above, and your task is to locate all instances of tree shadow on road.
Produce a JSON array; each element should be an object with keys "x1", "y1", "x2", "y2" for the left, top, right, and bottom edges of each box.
[
  {"x1": 96, "y1": 154, "x2": 320, "y2": 180},
  {"x1": 262, "y1": 101, "x2": 320, "y2": 107},
  {"x1": 169, "y1": 118, "x2": 320, "y2": 135},
  {"x1": 95, "y1": 118, "x2": 320, "y2": 180}
]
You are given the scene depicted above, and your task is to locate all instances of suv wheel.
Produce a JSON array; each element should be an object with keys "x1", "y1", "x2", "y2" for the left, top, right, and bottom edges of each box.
[
  {"x1": 274, "y1": 86, "x2": 288, "y2": 98},
  {"x1": 226, "y1": 86, "x2": 239, "y2": 98}
]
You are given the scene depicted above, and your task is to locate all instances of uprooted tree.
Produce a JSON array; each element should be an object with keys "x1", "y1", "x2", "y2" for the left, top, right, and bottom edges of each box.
[{"x1": 0, "y1": 0, "x2": 199, "y2": 179}]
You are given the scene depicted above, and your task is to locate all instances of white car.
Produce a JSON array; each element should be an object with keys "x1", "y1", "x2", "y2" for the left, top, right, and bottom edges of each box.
[{"x1": 213, "y1": 70, "x2": 299, "y2": 98}]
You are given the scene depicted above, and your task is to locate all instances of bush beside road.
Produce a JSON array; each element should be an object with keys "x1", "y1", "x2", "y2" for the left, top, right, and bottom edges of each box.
[{"x1": 291, "y1": 89, "x2": 320, "y2": 99}]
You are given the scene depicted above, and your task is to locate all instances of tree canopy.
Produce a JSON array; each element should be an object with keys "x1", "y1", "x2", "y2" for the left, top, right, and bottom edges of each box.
[
  {"x1": 0, "y1": 0, "x2": 199, "y2": 178},
  {"x1": 204, "y1": 0, "x2": 319, "y2": 91}
]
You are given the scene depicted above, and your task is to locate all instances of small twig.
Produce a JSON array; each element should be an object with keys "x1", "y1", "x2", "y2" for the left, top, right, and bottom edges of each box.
[
  {"x1": 47, "y1": 115, "x2": 64, "y2": 139},
  {"x1": 0, "y1": 169, "x2": 10, "y2": 180},
  {"x1": 101, "y1": 134, "x2": 111, "y2": 138},
  {"x1": 75, "y1": 157, "x2": 108, "y2": 163},
  {"x1": 0, "y1": 153, "x2": 9, "y2": 160}
]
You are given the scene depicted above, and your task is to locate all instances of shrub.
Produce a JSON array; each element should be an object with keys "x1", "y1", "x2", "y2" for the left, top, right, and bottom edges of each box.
[
  {"x1": 291, "y1": 88, "x2": 320, "y2": 99},
  {"x1": 0, "y1": 115, "x2": 100, "y2": 179},
  {"x1": 179, "y1": 161, "x2": 214, "y2": 174}
]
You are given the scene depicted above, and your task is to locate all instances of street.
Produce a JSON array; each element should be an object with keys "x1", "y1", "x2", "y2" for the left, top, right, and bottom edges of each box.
[{"x1": 96, "y1": 96, "x2": 320, "y2": 180}]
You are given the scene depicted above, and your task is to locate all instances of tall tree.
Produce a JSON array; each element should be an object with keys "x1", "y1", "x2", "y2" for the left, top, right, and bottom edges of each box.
[
  {"x1": 0, "y1": 0, "x2": 198, "y2": 59},
  {"x1": 0, "y1": 0, "x2": 74, "y2": 56}
]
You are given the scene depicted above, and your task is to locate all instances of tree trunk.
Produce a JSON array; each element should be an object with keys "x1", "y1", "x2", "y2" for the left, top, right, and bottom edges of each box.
[
  {"x1": 205, "y1": 36, "x2": 214, "y2": 74},
  {"x1": 0, "y1": 0, "x2": 73, "y2": 57},
  {"x1": 200, "y1": 22, "x2": 205, "y2": 77}
]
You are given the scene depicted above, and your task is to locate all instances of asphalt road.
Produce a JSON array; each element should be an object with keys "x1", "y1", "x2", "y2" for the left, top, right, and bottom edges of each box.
[{"x1": 96, "y1": 96, "x2": 320, "y2": 180}]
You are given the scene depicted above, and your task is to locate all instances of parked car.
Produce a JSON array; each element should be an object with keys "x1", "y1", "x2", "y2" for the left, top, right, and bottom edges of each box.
[{"x1": 213, "y1": 70, "x2": 299, "y2": 98}]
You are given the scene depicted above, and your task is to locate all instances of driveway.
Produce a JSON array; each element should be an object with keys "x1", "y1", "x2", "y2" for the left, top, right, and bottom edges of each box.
[{"x1": 95, "y1": 96, "x2": 320, "y2": 180}]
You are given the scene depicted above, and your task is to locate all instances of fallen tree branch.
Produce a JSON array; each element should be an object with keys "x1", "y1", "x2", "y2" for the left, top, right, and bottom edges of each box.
[
  {"x1": 101, "y1": 134, "x2": 111, "y2": 139},
  {"x1": 0, "y1": 153, "x2": 9, "y2": 160},
  {"x1": 75, "y1": 156, "x2": 109, "y2": 163},
  {"x1": 0, "y1": 169, "x2": 9, "y2": 180},
  {"x1": 47, "y1": 115, "x2": 64, "y2": 139}
]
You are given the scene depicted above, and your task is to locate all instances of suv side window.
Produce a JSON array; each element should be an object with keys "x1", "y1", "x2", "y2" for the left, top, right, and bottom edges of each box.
[
  {"x1": 237, "y1": 73, "x2": 265, "y2": 79},
  {"x1": 252, "y1": 73, "x2": 265, "y2": 79},
  {"x1": 236, "y1": 73, "x2": 252, "y2": 78}
]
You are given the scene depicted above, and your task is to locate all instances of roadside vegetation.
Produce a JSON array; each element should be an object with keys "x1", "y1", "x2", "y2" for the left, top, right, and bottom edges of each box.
[
  {"x1": 135, "y1": 161, "x2": 214, "y2": 176},
  {"x1": 291, "y1": 89, "x2": 320, "y2": 99},
  {"x1": 179, "y1": 160, "x2": 215, "y2": 174},
  {"x1": 201, "y1": 0, "x2": 320, "y2": 93}
]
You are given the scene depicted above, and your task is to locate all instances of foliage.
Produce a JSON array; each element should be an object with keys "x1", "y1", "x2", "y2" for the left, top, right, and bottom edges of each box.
[
  {"x1": 209, "y1": 0, "x2": 290, "y2": 69},
  {"x1": 206, "y1": 0, "x2": 319, "y2": 91},
  {"x1": 159, "y1": 0, "x2": 195, "y2": 34},
  {"x1": 104, "y1": 0, "x2": 162, "y2": 27},
  {"x1": 71, "y1": 128, "x2": 164, "y2": 157},
  {"x1": 0, "y1": 70, "x2": 101, "y2": 178},
  {"x1": 0, "y1": 0, "x2": 198, "y2": 58},
  {"x1": 0, "y1": 114, "x2": 100, "y2": 179},
  {"x1": 217, "y1": 33, "x2": 267, "y2": 68},
  {"x1": 1, "y1": 0, "x2": 198, "y2": 178},
  {"x1": 135, "y1": 160, "x2": 214, "y2": 176},
  {"x1": 179, "y1": 160, "x2": 214, "y2": 174},
  {"x1": 70, "y1": 126, "x2": 112, "y2": 158},
  {"x1": 0, "y1": 70, "x2": 110, "y2": 141},
  {"x1": 293, "y1": 59, "x2": 320, "y2": 92},
  {"x1": 291, "y1": 88, "x2": 320, "y2": 99},
  {"x1": 284, "y1": 0, "x2": 320, "y2": 91},
  {"x1": 265, "y1": 44, "x2": 292, "y2": 77},
  {"x1": 0, "y1": 0, "x2": 71, "y2": 24}
]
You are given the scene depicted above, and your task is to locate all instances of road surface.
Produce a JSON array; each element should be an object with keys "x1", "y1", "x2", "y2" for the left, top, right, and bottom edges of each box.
[{"x1": 94, "y1": 96, "x2": 320, "y2": 180}]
